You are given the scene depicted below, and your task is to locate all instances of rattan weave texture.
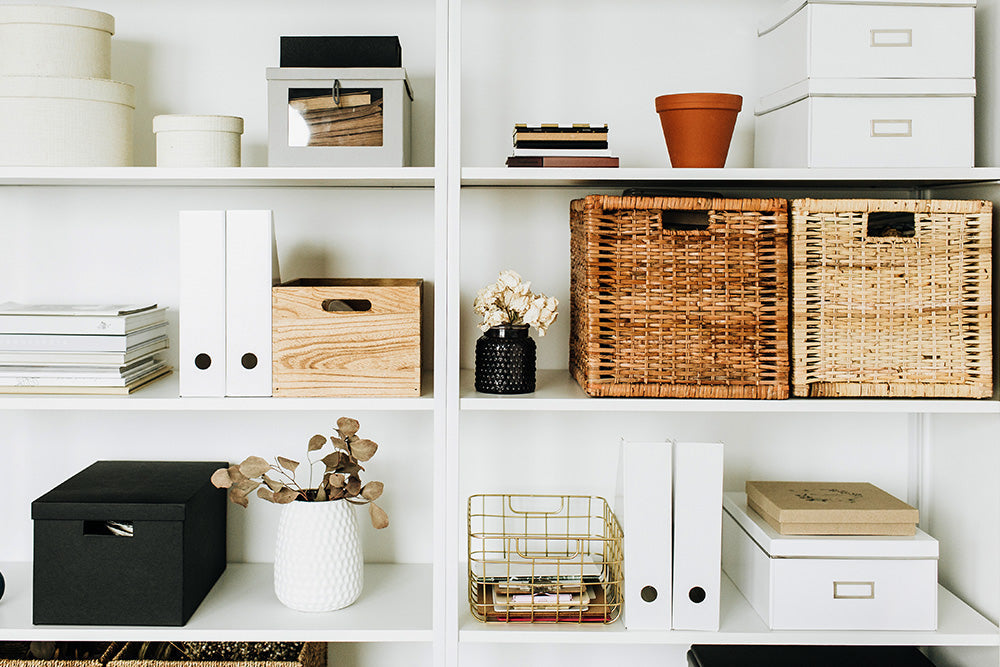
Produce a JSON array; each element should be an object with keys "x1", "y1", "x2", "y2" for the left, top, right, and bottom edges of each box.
[
  {"x1": 569, "y1": 195, "x2": 790, "y2": 399},
  {"x1": 791, "y1": 198, "x2": 992, "y2": 398}
]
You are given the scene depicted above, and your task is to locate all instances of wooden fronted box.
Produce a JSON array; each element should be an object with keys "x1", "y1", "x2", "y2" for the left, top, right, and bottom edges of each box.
[{"x1": 272, "y1": 278, "x2": 422, "y2": 397}]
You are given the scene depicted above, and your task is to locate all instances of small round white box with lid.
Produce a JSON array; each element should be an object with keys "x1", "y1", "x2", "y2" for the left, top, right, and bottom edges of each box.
[
  {"x1": 0, "y1": 75, "x2": 134, "y2": 166},
  {"x1": 153, "y1": 115, "x2": 244, "y2": 167},
  {"x1": 0, "y1": 5, "x2": 114, "y2": 79}
]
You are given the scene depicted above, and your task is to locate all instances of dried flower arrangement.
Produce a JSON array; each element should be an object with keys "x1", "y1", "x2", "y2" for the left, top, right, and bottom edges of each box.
[
  {"x1": 473, "y1": 269, "x2": 558, "y2": 335},
  {"x1": 210, "y1": 417, "x2": 388, "y2": 529}
]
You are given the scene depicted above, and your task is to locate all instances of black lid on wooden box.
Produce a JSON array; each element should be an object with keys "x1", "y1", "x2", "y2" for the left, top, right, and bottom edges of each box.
[
  {"x1": 280, "y1": 36, "x2": 402, "y2": 68},
  {"x1": 32, "y1": 460, "x2": 226, "y2": 521}
]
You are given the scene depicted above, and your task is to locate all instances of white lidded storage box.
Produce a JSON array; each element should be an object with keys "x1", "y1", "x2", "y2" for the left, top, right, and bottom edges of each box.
[
  {"x1": 754, "y1": 78, "x2": 974, "y2": 168},
  {"x1": 0, "y1": 5, "x2": 114, "y2": 79},
  {"x1": 722, "y1": 492, "x2": 938, "y2": 631},
  {"x1": 266, "y1": 67, "x2": 412, "y2": 167},
  {"x1": 757, "y1": 0, "x2": 975, "y2": 98},
  {"x1": 154, "y1": 114, "x2": 244, "y2": 167},
  {"x1": 0, "y1": 75, "x2": 134, "y2": 166}
]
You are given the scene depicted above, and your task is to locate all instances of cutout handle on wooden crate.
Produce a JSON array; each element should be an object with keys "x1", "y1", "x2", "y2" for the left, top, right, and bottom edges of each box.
[
  {"x1": 866, "y1": 211, "x2": 916, "y2": 238},
  {"x1": 321, "y1": 298, "x2": 372, "y2": 312}
]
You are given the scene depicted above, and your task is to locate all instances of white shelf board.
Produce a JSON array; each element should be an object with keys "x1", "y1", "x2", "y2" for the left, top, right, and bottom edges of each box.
[
  {"x1": 461, "y1": 166, "x2": 1000, "y2": 188},
  {"x1": 459, "y1": 573, "x2": 999, "y2": 646},
  {"x1": 0, "y1": 372, "x2": 435, "y2": 411},
  {"x1": 0, "y1": 167, "x2": 438, "y2": 188},
  {"x1": 460, "y1": 370, "x2": 1000, "y2": 414},
  {"x1": 0, "y1": 561, "x2": 433, "y2": 642}
]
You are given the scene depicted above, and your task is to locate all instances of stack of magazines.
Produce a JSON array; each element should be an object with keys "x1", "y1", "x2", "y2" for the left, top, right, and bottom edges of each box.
[
  {"x1": 471, "y1": 555, "x2": 608, "y2": 622},
  {"x1": 0, "y1": 303, "x2": 171, "y2": 394}
]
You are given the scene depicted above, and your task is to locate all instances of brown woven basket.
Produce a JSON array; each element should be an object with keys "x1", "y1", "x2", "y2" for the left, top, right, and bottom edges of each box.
[
  {"x1": 570, "y1": 194, "x2": 789, "y2": 398},
  {"x1": 791, "y1": 198, "x2": 993, "y2": 398},
  {"x1": 108, "y1": 644, "x2": 325, "y2": 667},
  {"x1": 0, "y1": 643, "x2": 119, "y2": 667}
]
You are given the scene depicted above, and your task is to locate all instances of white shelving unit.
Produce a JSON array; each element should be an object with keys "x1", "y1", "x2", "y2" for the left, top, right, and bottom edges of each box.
[{"x1": 0, "y1": 1, "x2": 998, "y2": 667}]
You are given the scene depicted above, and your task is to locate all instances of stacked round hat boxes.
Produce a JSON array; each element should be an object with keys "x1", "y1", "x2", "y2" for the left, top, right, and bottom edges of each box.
[{"x1": 0, "y1": 5, "x2": 134, "y2": 166}]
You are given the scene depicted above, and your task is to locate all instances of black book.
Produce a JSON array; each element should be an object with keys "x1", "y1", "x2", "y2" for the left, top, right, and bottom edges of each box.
[
  {"x1": 280, "y1": 36, "x2": 402, "y2": 68},
  {"x1": 687, "y1": 645, "x2": 937, "y2": 667}
]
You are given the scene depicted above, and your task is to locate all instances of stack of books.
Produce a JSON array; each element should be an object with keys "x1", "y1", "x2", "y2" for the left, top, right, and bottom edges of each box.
[
  {"x1": 0, "y1": 304, "x2": 172, "y2": 394},
  {"x1": 472, "y1": 556, "x2": 609, "y2": 622},
  {"x1": 505, "y1": 123, "x2": 619, "y2": 168}
]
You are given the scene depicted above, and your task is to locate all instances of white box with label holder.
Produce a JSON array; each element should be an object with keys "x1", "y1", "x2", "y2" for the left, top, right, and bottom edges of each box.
[
  {"x1": 756, "y1": 0, "x2": 975, "y2": 97},
  {"x1": 754, "y1": 77, "x2": 974, "y2": 168},
  {"x1": 722, "y1": 492, "x2": 938, "y2": 631}
]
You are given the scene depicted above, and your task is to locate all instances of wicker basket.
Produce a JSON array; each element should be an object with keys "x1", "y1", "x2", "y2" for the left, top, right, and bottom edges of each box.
[
  {"x1": 0, "y1": 643, "x2": 118, "y2": 667},
  {"x1": 791, "y1": 198, "x2": 993, "y2": 398},
  {"x1": 468, "y1": 494, "x2": 623, "y2": 624},
  {"x1": 570, "y1": 194, "x2": 790, "y2": 398},
  {"x1": 108, "y1": 644, "x2": 325, "y2": 667}
]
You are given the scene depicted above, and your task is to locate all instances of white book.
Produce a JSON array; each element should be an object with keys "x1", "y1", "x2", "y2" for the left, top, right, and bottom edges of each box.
[
  {"x1": 0, "y1": 323, "x2": 167, "y2": 352},
  {"x1": 672, "y1": 441, "x2": 724, "y2": 631},
  {"x1": 618, "y1": 438, "x2": 673, "y2": 630},
  {"x1": 0, "y1": 360, "x2": 169, "y2": 387},
  {"x1": 0, "y1": 304, "x2": 164, "y2": 335},
  {"x1": 225, "y1": 210, "x2": 280, "y2": 397},
  {"x1": 0, "y1": 338, "x2": 169, "y2": 366},
  {"x1": 179, "y1": 210, "x2": 227, "y2": 397},
  {"x1": 0, "y1": 366, "x2": 172, "y2": 394},
  {"x1": 0, "y1": 357, "x2": 162, "y2": 378},
  {"x1": 511, "y1": 146, "x2": 613, "y2": 157}
]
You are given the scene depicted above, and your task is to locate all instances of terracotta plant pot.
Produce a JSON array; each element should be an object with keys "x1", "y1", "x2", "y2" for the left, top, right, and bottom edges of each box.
[{"x1": 654, "y1": 92, "x2": 742, "y2": 168}]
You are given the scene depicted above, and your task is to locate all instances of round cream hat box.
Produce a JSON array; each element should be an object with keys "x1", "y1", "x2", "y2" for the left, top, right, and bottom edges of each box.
[
  {"x1": 153, "y1": 115, "x2": 244, "y2": 167},
  {"x1": 0, "y1": 5, "x2": 115, "y2": 79},
  {"x1": 0, "y1": 75, "x2": 134, "y2": 166}
]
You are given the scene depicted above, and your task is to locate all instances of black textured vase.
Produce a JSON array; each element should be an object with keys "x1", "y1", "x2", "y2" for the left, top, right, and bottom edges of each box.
[{"x1": 474, "y1": 325, "x2": 536, "y2": 394}]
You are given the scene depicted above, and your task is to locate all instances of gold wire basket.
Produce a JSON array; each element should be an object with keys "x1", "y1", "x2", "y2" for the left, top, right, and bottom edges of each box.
[{"x1": 467, "y1": 494, "x2": 624, "y2": 623}]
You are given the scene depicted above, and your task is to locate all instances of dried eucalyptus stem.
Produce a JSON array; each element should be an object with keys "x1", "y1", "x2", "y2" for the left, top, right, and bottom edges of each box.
[{"x1": 211, "y1": 417, "x2": 389, "y2": 529}]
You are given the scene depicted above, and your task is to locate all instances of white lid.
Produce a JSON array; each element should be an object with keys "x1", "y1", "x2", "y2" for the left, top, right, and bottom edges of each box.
[
  {"x1": 759, "y1": 0, "x2": 975, "y2": 36},
  {"x1": 0, "y1": 75, "x2": 134, "y2": 107},
  {"x1": 266, "y1": 66, "x2": 413, "y2": 100},
  {"x1": 755, "y1": 77, "x2": 977, "y2": 115},
  {"x1": 0, "y1": 5, "x2": 114, "y2": 35},
  {"x1": 724, "y1": 492, "x2": 939, "y2": 559},
  {"x1": 153, "y1": 114, "x2": 244, "y2": 134}
]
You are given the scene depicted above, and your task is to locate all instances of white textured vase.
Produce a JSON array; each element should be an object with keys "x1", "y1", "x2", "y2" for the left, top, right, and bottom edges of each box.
[{"x1": 273, "y1": 499, "x2": 363, "y2": 612}]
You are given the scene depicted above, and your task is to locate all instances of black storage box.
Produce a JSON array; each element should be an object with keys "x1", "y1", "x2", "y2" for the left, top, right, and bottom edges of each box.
[
  {"x1": 687, "y1": 645, "x2": 936, "y2": 667},
  {"x1": 280, "y1": 36, "x2": 402, "y2": 67},
  {"x1": 31, "y1": 460, "x2": 227, "y2": 626}
]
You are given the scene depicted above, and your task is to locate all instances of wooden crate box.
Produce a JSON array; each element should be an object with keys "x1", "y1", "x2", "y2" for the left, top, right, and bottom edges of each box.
[{"x1": 272, "y1": 278, "x2": 422, "y2": 397}]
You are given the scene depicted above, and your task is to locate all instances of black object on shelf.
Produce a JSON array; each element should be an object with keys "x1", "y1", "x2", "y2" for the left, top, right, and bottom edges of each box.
[
  {"x1": 31, "y1": 460, "x2": 227, "y2": 626},
  {"x1": 280, "y1": 36, "x2": 402, "y2": 68},
  {"x1": 687, "y1": 645, "x2": 937, "y2": 667},
  {"x1": 0, "y1": 568, "x2": 5, "y2": 601},
  {"x1": 474, "y1": 324, "x2": 537, "y2": 394}
]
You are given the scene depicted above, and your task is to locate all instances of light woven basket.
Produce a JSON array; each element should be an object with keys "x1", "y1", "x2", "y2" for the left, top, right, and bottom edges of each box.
[
  {"x1": 0, "y1": 643, "x2": 119, "y2": 667},
  {"x1": 569, "y1": 194, "x2": 790, "y2": 398},
  {"x1": 791, "y1": 198, "x2": 993, "y2": 398},
  {"x1": 108, "y1": 644, "x2": 325, "y2": 667}
]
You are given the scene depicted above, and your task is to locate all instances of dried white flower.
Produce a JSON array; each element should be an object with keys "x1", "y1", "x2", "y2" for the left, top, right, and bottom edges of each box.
[{"x1": 474, "y1": 270, "x2": 558, "y2": 335}]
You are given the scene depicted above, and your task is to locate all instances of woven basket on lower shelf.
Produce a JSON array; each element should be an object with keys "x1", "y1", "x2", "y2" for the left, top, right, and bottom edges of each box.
[
  {"x1": 570, "y1": 194, "x2": 790, "y2": 398},
  {"x1": 791, "y1": 198, "x2": 993, "y2": 398},
  {"x1": 0, "y1": 643, "x2": 119, "y2": 667},
  {"x1": 107, "y1": 644, "x2": 325, "y2": 667}
]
